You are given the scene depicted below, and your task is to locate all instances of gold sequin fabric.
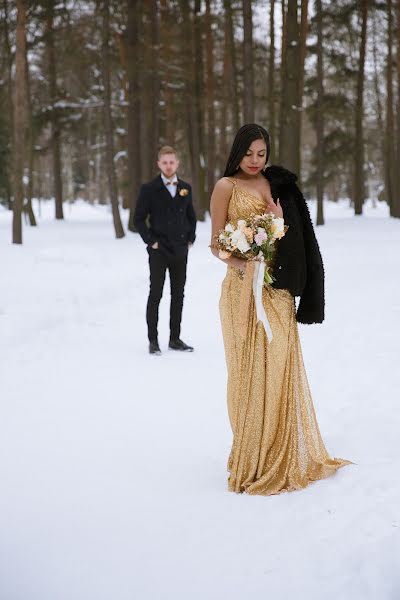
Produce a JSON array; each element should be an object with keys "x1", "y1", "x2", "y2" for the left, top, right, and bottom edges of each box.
[{"x1": 219, "y1": 180, "x2": 351, "y2": 495}]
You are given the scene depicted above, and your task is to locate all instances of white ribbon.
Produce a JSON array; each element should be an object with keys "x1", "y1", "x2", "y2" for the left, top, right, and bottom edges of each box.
[{"x1": 252, "y1": 260, "x2": 273, "y2": 342}]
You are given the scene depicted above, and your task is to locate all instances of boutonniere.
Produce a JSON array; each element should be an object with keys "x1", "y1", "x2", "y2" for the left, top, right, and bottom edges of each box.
[{"x1": 179, "y1": 188, "x2": 189, "y2": 197}]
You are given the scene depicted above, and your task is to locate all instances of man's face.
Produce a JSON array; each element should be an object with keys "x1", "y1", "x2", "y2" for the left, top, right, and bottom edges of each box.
[{"x1": 157, "y1": 153, "x2": 179, "y2": 179}]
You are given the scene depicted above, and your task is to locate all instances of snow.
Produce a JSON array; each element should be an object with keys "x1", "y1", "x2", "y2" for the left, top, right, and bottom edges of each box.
[{"x1": 0, "y1": 199, "x2": 399, "y2": 600}]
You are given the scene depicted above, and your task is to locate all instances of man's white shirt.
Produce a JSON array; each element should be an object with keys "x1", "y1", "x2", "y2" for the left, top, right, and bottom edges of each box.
[{"x1": 161, "y1": 173, "x2": 178, "y2": 198}]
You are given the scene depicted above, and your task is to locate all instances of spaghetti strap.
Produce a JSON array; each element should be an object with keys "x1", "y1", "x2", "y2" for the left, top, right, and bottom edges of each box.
[{"x1": 225, "y1": 177, "x2": 237, "y2": 186}]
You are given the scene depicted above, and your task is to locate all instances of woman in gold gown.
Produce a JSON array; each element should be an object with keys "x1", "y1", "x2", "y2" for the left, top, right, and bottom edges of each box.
[{"x1": 210, "y1": 124, "x2": 350, "y2": 496}]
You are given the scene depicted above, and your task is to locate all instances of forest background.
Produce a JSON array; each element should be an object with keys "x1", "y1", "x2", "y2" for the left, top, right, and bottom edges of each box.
[{"x1": 2, "y1": 0, "x2": 400, "y2": 244}]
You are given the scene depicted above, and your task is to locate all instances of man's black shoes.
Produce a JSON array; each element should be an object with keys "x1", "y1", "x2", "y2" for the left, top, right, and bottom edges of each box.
[
  {"x1": 169, "y1": 338, "x2": 194, "y2": 352},
  {"x1": 149, "y1": 340, "x2": 161, "y2": 355},
  {"x1": 149, "y1": 338, "x2": 194, "y2": 354}
]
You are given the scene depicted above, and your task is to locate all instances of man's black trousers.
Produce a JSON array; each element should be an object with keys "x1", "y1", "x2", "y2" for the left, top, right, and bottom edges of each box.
[{"x1": 146, "y1": 248, "x2": 188, "y2": 342}]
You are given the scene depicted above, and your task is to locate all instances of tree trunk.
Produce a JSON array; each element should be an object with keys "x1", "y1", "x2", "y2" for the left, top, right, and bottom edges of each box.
[
  {"x1": 101, "y1": 0, "x2": 125, "y2": 238},
  {"x1": 46, "y1": 3, "x2": 64, "y2": 220},
  {"x1": 316, "y1": 0, "x2": 324, "y2": 226},
  {"x1": 193, "y1": 0, "x2": 207, "y2": 218},
  {"x1": 127, "y1": 0, "x2": 142, "y2": 231},
  {"x1": 140, "y1": 4, "x2": 150, "y2": 181},
  {"x1": 24, "y1": 34, "x2": 37, "y2": 226},
  {"x1": 225, "y1": 0, "x2": 240, "y2": 132},
  {"x1": 13, "y1": 0, "x2": 27, "y2": 244},
  {"x1": 371, "y1": 8, "x2": 385, "y2": 195},
  {"x1": 268, "y1": 0, "x2": 276, "y2": 162},
  {"x1": 160, "y1": 1, "x2": 175, "y2": 146},
  {"x1": 242, "y1": 0, "x2": 254, "y2": 122},
  {"x1": 114, "y1": 30, "x2": 130, "y2": 210},
  {"x1": 386, "y1": 0, "x2": 398, "y2": 216},
  {"x1": 3, "y1": 0, "x2": 14, "y2": 210},
  {"x1": 372, "y1": 10, "x2": 384, "y2": 135},
  {"x1": 396, "y1": 0, "x2": 400, "y2": 210},
  {"x1": 295, "y1": 0, "x2": 308, "y2": 182},
  {"x1": 140, "y1": 0, "x2": 155, "y2": 181},
  {"x1": 220, "y1": 20, "x2": 229, "y2": 173},
  {"x1": 354, "y1": 0, "x2": 368, "y2": 216},
  {"x1": 181, "y1": 0, "x2": 201, "y2": 218},
  {"x1": 279, "y1": 0, "x2": 299, "y2": 172},
  {"x1": 149, "y1": 0, "x2": 160, "y2": 165},
  {"x1": 278, "y1": 0, "x2": 287, "y2": 160},
  {"x1": 205, "y1": 0, "x2": 215, "y2": 197}
]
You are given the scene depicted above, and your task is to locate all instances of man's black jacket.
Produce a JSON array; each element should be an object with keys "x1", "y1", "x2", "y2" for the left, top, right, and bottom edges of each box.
[
  {"x1": 134, "y1": 175, "x2": 197, "y2": 257},
  {"x1": 265, "y1": 165, "x2": 325, "y2": 325}
]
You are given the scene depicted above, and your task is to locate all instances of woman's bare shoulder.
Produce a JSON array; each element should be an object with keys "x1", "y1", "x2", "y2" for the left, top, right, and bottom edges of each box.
[
  {"x1": 213, "y1": 177, "x2": 235, "y2": 195},
  {"x1": 210, "y1": 178, "x2": 234, "y2": 217}
]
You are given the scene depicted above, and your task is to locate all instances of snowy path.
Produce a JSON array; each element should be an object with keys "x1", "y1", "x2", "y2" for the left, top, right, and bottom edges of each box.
[{"x1": 0, "y1": 201, "x2": 399, "y2": 600}]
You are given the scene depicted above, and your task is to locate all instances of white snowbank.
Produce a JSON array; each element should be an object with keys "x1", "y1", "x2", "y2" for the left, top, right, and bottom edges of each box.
[{"x1": 0, "y1": 198, "x2": 399, "y2": 600}]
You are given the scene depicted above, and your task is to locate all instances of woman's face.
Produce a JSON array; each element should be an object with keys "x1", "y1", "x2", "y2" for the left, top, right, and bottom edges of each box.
[{"x1": 239, "y1": 138, "x2": 267, "y2": 176}]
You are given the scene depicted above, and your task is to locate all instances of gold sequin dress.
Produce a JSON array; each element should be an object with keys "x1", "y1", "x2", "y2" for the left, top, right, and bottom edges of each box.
[{"x1": 219, "y1": 179, "x2": 351, "y2": 496}]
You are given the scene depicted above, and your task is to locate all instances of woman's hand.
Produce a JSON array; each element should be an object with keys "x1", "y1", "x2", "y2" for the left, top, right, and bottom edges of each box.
[
  {"x1": 231, "y1": 256, "x2": 247, "y2": 274},
  {"x1": 266, "y1": 197, "x2": 283, "y2": 219}
]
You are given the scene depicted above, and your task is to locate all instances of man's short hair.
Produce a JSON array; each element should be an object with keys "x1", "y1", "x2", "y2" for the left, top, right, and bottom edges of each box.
[{"x1": 158, "y1": 145, "x2": 178, "y2": 159}]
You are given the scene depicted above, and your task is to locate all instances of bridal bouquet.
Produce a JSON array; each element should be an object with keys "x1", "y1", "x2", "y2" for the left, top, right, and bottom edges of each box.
[{"x1": 217, "y1": 213, "x2": 287, "y2": 285}]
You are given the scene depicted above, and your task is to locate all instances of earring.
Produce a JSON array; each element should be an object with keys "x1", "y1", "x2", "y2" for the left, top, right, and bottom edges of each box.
[
  {"x1": 263, "y1": 164, "x2": 267, "y2": 172},
  {"x1": 235, "y1": 165, "x2": 240, "y2": 171}
]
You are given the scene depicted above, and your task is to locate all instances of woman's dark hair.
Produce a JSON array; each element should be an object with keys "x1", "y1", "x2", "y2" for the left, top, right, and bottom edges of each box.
[{"x1": 223, "y1": 123, "x2": 270, "y2": 177}]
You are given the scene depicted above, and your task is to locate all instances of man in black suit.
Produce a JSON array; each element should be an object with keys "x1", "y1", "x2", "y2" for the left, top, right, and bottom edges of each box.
[{"x1": 134, "y1": 146, "x2": 197, "y2": 355}]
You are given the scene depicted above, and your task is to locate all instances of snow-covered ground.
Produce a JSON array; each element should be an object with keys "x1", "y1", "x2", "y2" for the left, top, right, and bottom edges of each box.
[{"x1": 0, "y1": 199, "x2": 399, "y2": 600}]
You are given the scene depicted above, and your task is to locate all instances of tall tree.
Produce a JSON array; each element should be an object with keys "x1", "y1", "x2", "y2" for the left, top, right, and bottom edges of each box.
[
  {"x1": 220, "y1": 10, "x2": 230, "y2": 171},
  {"x1": 193, "y1": 0, "x2": 207, "y2": 218},
  {"x1": 140, "y1": 0, "x2": 157, "y2": 181},
  {"x1": 127, "y1": 0, "x2": 142, "y2": 231},
  {"x1": 296, "y1": 0, "x2": 308, "y2": 180},
  {"x1": 396, "y1": 0, "x2": 400, "y2": 210},
  {"x1": 181, "y1": 0, "x2": 201, "y2": 217},
  {"x1": 225, "y1": 0, "x2": 240, "y2": 133},
  {"x1": 306, "y1": 2, "x2": 363, "y2": 201},
  {"x1": 205, "y1": 0, "x2": 215, "y2": 196},
  {"x1": 46, "y1": 1, "x2": 64, "y2": 220},
  {"x1": 221, "y1": 0, "x2": 240, "y2": 169},
  {"x1": 24, "y1": 34, "x2": 37, "y2": 226},
  {"x1": 242, "y1": 0, "x2": 254, "y2": 122},
  {"x1": 13, "y1": 0, "x2": 27, "y2": 243},
  {"x1": 354, "y1": 0, "x2": 368, "y2": 215},
  {"x1": 160, "y1": 0, "x2": 175, "y2": 147},
  {"x1": 372, "y1": 9, "x2": 384, "y2": 137},
  {"x1": 279, "y1": 0, "x2": 300, "y2": 172},
  {"x1": 101, "y1": 0, "x2": 125, "y2": 238},
  {"x1": 315, "y1": 0, "x2": 324, "y2": 226},
  {"x1": 268, "y1": 0, "x2": 276, "y2": 162},
  {"x1": 149, "y1": 0, "x2": 160, "y2": 165},
  {"x1": 2, "y1": 0, "x2": 13, "y2": 209},
  {"x1": 278, "y1": 0, "x2": 287, "y2": 161},
  {"x1": 385, "y1": 0, "x2": 397, "y2": 216}
]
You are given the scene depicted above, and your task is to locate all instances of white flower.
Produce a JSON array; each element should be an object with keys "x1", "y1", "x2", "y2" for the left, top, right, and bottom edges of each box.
[
  {"x1": 237, "y1": 219, "x2": 246, "y2": 231},
  {"x1": 271, "y1": 217, "x2": 285, "y2": 239},
  {"x1": 225, "y1": 223, "x2": 234, "y2": 233},
  {"x1": 231, "y1": 229, "x2": 251, "y2": 253}
]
